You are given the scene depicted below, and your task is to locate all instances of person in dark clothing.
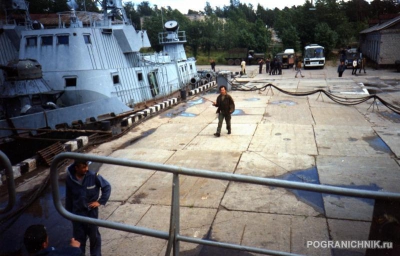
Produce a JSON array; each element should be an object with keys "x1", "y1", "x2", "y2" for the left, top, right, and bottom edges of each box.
[
  {"x1": 258, "y1": 59, "x2": 264, "y2": 74},
  {"x1": 270, "y1": 59, "x2": 276, "y2": 75},
  {"x1": 212, "y1": 85, "x2": 235, "y2": 137},
  {"x1": 278, "y1": 60, "x2": 282, "y2": 75},
  {"x1": 24, "y1": 224, "x2": 81, "y2": 256},
  {"x1": 337, "y1": 61, "x2": 346, "y2": 77},
  {"x1": 265, "y1": 58, "x2": 270, "y2": 74},
  {"x1": 210, "y1": 59, "x2": 216, "y2": 72},
  {"x1": 66, "y1": 159, "x2": 111, "y2": 256},
  {"x1": 339, "y1": 48, "x2": 346, "y2": 62},
  {"x1": 358, "y1": 57, "x2": 366, "y2": 74}
]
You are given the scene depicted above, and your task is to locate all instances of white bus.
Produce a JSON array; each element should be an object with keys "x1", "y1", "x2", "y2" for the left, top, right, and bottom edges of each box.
[{"x1": 303, "y1": 44, "x2": 325, "y2": 68}]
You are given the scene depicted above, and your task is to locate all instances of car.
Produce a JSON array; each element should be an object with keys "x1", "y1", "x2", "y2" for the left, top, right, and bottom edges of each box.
[{"x1": 344, "y1": 50, "x2": 362, "y2": 67}]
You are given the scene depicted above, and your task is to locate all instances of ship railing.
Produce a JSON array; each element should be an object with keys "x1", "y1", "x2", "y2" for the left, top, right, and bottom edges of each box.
[
  {"x1": 50, "y1": 152, "x2": 400, "y2": 256},
  {"x1": 56, "y1": 11, "x2": 106, "y2": 29},
  {"x1": 0, "y1": 151, "x2": 16, "y2": 214},
  {"x1": 0, "y1": 19, "x2": 30, "y2": 28},
  {"x1": 158, "y1": 31, "x2": 187, "y2": 44}
]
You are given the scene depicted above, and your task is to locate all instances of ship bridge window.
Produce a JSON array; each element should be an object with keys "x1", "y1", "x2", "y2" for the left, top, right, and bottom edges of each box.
[
  {"x1": 83, "y1": 35, "x2": 91, "y2": 44},
  {"x1": 41, "y1": 36, "x2": 53, "y2": 46},
  {"x1": 148, "y1": 71, "x2": 159, "y2": 97},
  {"x1": 26, "y1": 37, "x2": 37, "y2": 46},
  {"x1": 57, "y1": 35, "x2": 69, "y2": 45},
  {"x1": 65, "y1": 77, "x2": 77, "y2": 87},
  {"x1": 137, "y1": 73, "x2": 143, "y2": 81},
  {"x1": 112, "y1": 73, "x2": 120, "y2": 84}
]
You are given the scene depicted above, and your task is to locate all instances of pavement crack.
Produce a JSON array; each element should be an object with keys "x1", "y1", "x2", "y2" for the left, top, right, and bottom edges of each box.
[{"x1": 240, "y1": 224, "x2": 246, "y2": 245}]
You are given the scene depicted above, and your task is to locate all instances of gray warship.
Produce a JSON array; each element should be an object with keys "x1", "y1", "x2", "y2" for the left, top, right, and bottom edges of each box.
[{"x1": 0, "y1": 0, "x2": 204, "y2": 140}]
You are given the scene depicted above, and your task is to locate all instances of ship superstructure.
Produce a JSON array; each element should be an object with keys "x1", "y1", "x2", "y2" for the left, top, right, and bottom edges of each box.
[{"x1": 0, "y1": 0, "x2": 200, "y2": 139}]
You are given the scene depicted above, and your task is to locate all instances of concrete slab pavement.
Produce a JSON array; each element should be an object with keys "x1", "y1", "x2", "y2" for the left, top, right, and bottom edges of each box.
[{"x1": 88, "y1": 64, "x2": 400, "y2": 255}]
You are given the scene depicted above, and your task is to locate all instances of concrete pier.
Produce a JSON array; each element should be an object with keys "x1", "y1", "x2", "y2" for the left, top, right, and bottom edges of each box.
[{"x1": 82, "y1": 65, "x2": 400, "y2": 255}]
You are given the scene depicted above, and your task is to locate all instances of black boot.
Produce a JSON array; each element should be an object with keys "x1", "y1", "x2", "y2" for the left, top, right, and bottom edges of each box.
[
  {"x1": 228, "y1": 130, "x2": 231, "y2": 134},
  {"x1": 214, "y1": 133, "x2": 220, "y2": 137}
]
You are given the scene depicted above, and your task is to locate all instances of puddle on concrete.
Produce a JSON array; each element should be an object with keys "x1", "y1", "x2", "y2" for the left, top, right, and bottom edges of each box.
[
  {"x1": 271, "y1": 167, "x2": 383, "y2": 214},
  {"x1": 232, "y1": 109, "x2": 245, "y2": 115},
  {"x1": 244, "y1": 98, "x2": 260, "y2": 101},
  {"x1": 270, "y1": 100, "x2": 297, "y2": 106},
  {"x1": 377, "y1": 111, "x2": 400, "y2": 123},
  {"x1": 187, "y1": 97, "x2": 205, "y2": 105},
  {"x1": 130, "y1": 192, "x2": 148, "y2": 204},
  {"x1": 161, "y1": 105, "x2": 197, "y2": 118},
  {"x1": 323, "y1": 183, "x2": 382, "y2": 206},
  {"x1": 274, "y1": 167, "x2": 325, "y2": 214},
  {"x1": 362, "y1": 135, "x2": 392, "y2": 155},
  {"x1": 180, "y1": 112, "x2": 197, "y2": 117}
]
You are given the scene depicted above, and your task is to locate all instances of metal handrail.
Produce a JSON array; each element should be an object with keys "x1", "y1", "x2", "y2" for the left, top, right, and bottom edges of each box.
[
  {"x1": 50, "y1": 152, "x2": 400, "y2": 256},
  {"x1": 0, "y1": 150, "x2": 16, "y2": 214}
]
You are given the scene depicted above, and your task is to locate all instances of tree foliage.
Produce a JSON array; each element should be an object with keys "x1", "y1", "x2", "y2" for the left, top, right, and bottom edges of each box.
[{"x1": 24, "y1": 0, "x2": 400, "y2": 57}]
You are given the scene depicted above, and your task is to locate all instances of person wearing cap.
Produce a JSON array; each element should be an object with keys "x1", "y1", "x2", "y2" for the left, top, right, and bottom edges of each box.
[
  {"x1": 66, "y1": 159, "x2": 111, "y2": 256},
  {"x1": 23, "y1": 224, "x2": 81, "y2": 255}
]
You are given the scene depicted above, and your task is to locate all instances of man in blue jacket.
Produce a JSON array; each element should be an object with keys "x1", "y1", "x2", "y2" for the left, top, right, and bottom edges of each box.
[{"x1": 66, "y1": 159, "x2": 111, "y2": 256}]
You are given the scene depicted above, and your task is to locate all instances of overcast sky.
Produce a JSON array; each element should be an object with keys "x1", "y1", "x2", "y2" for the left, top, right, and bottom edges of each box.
[{"x1": 128, "y1": 0, "x2": 308, "y2": 14}]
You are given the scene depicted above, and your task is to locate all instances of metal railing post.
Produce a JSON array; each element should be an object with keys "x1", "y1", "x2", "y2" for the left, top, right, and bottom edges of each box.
[
  {"x1": 172, "y1": 173, "x2": 180, "y2": 255},
  {"x1": 166, "y1": 173, "x2": 180, "y2": 256}
]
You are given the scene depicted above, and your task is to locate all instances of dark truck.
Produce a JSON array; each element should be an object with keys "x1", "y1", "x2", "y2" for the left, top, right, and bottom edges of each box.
[
  {"x1": 275, "y1": 49, "x2": 296, "y2": 69},
  {"x1": 225, "y1": 48, "x2": 265, "y2": 65}
]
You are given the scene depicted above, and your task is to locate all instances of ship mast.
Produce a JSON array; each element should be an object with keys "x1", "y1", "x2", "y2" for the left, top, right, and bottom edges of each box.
[{"x1": 101, "y1": 0, "x2": 130, "y2": 25}]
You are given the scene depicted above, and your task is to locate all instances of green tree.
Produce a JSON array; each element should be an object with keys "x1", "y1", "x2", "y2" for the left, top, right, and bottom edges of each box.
[
  {"x1": 204, "y1": 2, "x2": 213, "y2": 15},
  {"x1": 26, "y1": 0, "x2": 69, "y2": 13},
  {"x1": 123, "y1": 1, "x2": 141, "y2": 29},
  {"x1": 137, "y1": 1, "x2": 154, "y2": 16},
  {"x1": 280, "y1": 25, "x2": 301, "y2": 52},
  {"x1": 74, "y1": 0, "x2": 99, "y2": 12},
  {"x1": 314, "y1": 22, "x2": 338, "y2": 57}
]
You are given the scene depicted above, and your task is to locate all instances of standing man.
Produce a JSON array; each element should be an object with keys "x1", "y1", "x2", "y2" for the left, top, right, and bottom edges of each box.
[
  {"x1": 258, "y1": 59, "x2": 264, "y2": 74},
  {"x1": 241, "y1": 59, "x2": 246, "y2": 75},
  {"x1": 210, "y1": 59, "x2": 216, "y2": 72},
  {"x1": 358, "y1": 57, "x2": 366, "y2": 74},
  {"x1": 212, "y1": 85, "x2": 235, "y2": 137},
  {"x1": 352, "y1": 58, "x2": 358, "y2": 75},
  {"x1": 338, "y1": 61, "x2": 346, "y2": 77},
  {"x1": 295, "y1": 59, "x2": 304, "y2": 78},
  {"x1": 265, "y1": 58, "x2": 270, "y2": 74},
  {"x1": 66, "y1": 159, "x2": 111, "y2": 256}
]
